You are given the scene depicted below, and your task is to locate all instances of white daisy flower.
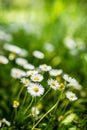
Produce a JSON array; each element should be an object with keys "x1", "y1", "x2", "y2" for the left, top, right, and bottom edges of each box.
[
  {"x1": 48, "y1": 79, "x2": 59, "y2": 90},
  {"x1": 23, "y1": 63, "x2": 35, "y2": 70},
  {"x1": 0, "y1": 55, "x2": 8, "y2": 64},
  {"x1": 31, "y1": 106, "x2": 40, "y2": 117},
  {"x1": 39, "y1": 64, "x2": 52, "y2": 72},
  {"x1": 68, "y1": 79, "x2": 82, "y2": 90},
  {"x1": 26, "y1": 70, "x2": 38, "y2": 76},
  {"x1": 31, "y1": 74, "x2": 43, "y2": 82},
  {"x1": 66, "y1": 91, "x2": 77, "y2": 101},
  {"x1": 49, "y1": 69, "x2": 63, "y2": 76},
  {"x1": 11, "y1": 68, "x2": 26, "y2": 79},
  {"x1": 21, "y1": 78, "x2": 30, "y2": 87},
  {"x1": 15, "y1": 57, "x2": 28, "y2": 66},
  {"x1": 4, "y1": 43, "x2": 22, "y2": 54},
  {"x1": 33, "y1": 50, "x2": 44, "y2": 59},
  {"x1": 63, "y1": 74, "x2": 82, "y2": 90},
  {"x1": 27, "y1": 83, "x2": 44, "y2": 97},
  {"x1": 63, "y1": 74, "x2": 76, "y2": 84}
]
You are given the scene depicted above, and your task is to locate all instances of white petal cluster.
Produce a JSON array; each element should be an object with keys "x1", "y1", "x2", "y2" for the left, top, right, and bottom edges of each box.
[
  {"x1": 0, "y1": 55, "x2": 8, "y2": 64},
  {"x1": 63, "y1": 74, "x2": 82, "y2": 90},
  {"x1": 23, "y1": 63, "x2": 35, "y2": 70},
  {"x1": 3, "y1": 43, "x2": 28, "y2": 57},
  {"x1": 15, "y1": 57, "x2": 28, "y2": 66},
  {"x1": 31, "y1": 74, "x2": 43, "y2": 82},
  {"x1": 27, "y1": 83, "x2": 44, "y2": 97},
  {"x1": 49, "y1": 69, "x2": 63, "y2": 76},
  {"x1": 21, "y1": 78, "x2": 30, "y2": 87},
  {"x1": 11, "y1": 68, "x2": 26, "y2": 79},
  {"x1": 33, "y1": 50, "x2": 44, "y2": 59},
  {"x1": 66, "y1": 91, "x2": 77, "y2": 101},
  {"x1": 0, "y1": 118, "x2": 11, "y2": 127},
  {"x1": 39, "y1": 64, "x2": 52, "y2": 72},
  {"x1": 26, "y1": 70, "x2": 38, "y2": 76},
  {"x1": 48, "y1": 79, "x2": 59, "y2": 90},
  {"x1": 31, "y1": 106, "x2": 40, "y2": 117}
]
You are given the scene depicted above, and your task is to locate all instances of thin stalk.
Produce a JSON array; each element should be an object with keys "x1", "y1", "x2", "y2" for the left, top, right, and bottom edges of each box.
[
  {"x1": 31, "y1": 92, "x2": 62, "y2": 130},
  {"x1": 24, "y1": 97, "x2": 34, "y2": 115},
  {"x1": 22, "y1": 90, "x2": 27, "y2": 106},
  {"x1": 17, "y1": 86, "x2": 24, "y2": 100},
  {"x1": 39, "y1": 88, "x2": 51, "y2": 102}
]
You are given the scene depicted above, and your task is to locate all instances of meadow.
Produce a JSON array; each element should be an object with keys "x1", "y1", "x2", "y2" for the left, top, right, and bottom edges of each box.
[{"x1": 0, "y1": 0, "x2": 87, "y2": 130}]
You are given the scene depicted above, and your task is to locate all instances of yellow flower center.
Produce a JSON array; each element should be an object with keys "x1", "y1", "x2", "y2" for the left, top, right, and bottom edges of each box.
[
  {"x1": 70, "y1": 95, "x2": 74, "y2": 99},
  {"x1": 34, "y1": 77, "x2": 39, "y2": 81},
  {"x1": 51, "y1": 82, "x2": 56, "y2": 86},
  {"x1": 33, "y1": 87, "x2": 39, "y2": 92}
]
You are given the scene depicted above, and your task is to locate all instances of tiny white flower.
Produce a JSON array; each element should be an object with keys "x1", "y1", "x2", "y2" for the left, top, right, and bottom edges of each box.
[
  {"x1": 23, "y1": 63, "x2": 35, "y2": 70},
  {"x1": 11, "y1": 68, "x2": 26, "y2": 79},
  {"x1": 31, "y1": 74, "x2": 43, "y2": 82},
  {"x1": 4, "y1": 43, "x2": 22, "y2": 54},
  {"x1": 27, "y1": 83, "x2": 44, "y2": 97},
  {"x1": 15, "y1": 57, "x2": 28, "y2": 66},
  {"x1": 48, "y1": 79, "x2": 59, "y2": 90},
  {"x1": 26, "y1": 70, "x2": 38, "y2": 76},
  {"x1": 21, "y1": 78, "x2": 30, "y2": 87},
  {"x1": 2, "y1": 118, "x2": 11, "y2": 126},
  {"x1": 63, "y1": 74, "x2": 82, "y2": 90},
  {"x1": 0, "y1": 55, "x2": 8, "y2": 64},
  {"x1": 49, "y1": 69, "x2": 63, "y2": 76},
  {"x1": 66, "y1": 91, "x2": 77, "y2": 101},
  {"x1": 39, "y1": 64, "x2": 52, "y2": 72},
  {"x1": 63, "y1": 74, "x2": 75, "y2": 83},
  {"x1": 33, "y1": 50, "x2": 44, "y2": 59},
  {"x1": 31, "y1": 106, "x2": 40, "y2": 117}
]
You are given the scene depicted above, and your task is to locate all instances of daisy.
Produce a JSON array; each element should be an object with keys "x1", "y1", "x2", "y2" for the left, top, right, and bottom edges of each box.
[
  {"x1": 27, "y1": 83, "x2": 44, "y2": 97},
  {"x1": 15, "y1": 57, "x2": 28, "y2": 66},
  {"x1": 21, "y1": 78, "x2": 30, "y2": 87},
  {"x1": 39, "y1": 64, "x2": 52, "y2": 72},
  {"x1": 26, "y1": 70, "x2": 38, "y2": 76},
  {"x1": 63, "y1": 74, "x2": 82, "y2": 90},
  {"x1": 4, "y1": 43, "x2": 22, "y2": 54},
  {"x1": 23, "y1": 63, "x2": 35, "y2": 70},
  {"x1": 33, "y1": 50, "x2": 44, "y2": 59},
  {"x1": 66, "y1": 91, "x2": 77, "y2": 101},
  {"x1": 31, "y1": 74, "x2": 43, "y2": 82},
  {"x1": 11, "y1": 68, "x2": 26, "y2": 79},
  {"x1": 0, "y1": 55, "x2": 8, "y2": 64},
  {"x1": 49, "y1": 69, "x2": 63, "y2": 76},
  {"x1": 48, "y1": 79, "x2": 59, "y2": 90},
  {"x1": 31, "y1": 106, "x2": 40, "y2": 117}
]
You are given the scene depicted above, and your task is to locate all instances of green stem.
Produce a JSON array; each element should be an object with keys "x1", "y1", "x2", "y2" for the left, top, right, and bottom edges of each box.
[
  {"x1": 24, "y1": 97, "x2": 34, "y2": 115},
  {"x1": 39, "y1": 88, "x2": 51, "y2": 102},
  {"x1": 31, "y1": 92, "x2": 62, "y2": 130},
  {"x1": 22, "y1": 90, "x2": 27, "y2": 106},
  {"x1": 17, "y1": 85, "x2": 24, "y2": 100}
]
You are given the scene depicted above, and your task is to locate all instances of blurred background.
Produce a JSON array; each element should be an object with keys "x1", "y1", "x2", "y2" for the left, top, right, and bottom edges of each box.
[{"x1": 0, "y1": 0, "x2": 87, "y2": 120}]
